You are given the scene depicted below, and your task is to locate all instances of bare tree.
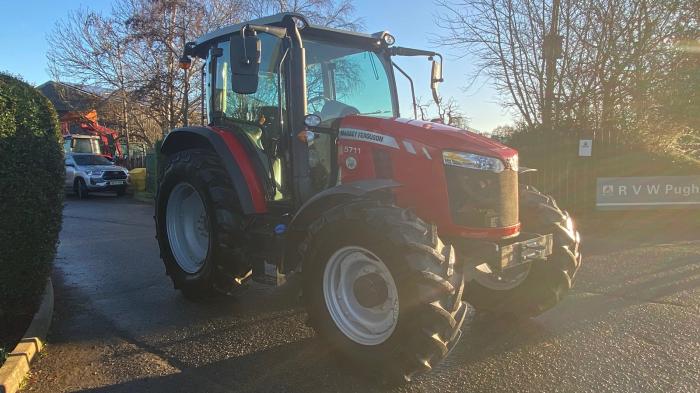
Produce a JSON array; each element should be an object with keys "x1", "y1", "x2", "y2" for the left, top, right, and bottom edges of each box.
[
  {"x1": 417, "y1": 95, "x2": 470, "y2": 128},
  {"x1": 47, "y1": 8, "x2": 138, "y2": 149},
  {"x1": 48, "y1": 0, "x2": 361, "y2": 150},
  {"x1": 435, "y1": 0, "x2": 698, "y2": 151},
  {"x1": 246, "y1": 0, "x2": 363, "y2": 30}
]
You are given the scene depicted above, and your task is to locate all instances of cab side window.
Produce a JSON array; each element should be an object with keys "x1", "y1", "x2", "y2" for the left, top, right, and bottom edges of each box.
[{"x1": 210, "y1": 34, "x2": 286, "y2": 145}]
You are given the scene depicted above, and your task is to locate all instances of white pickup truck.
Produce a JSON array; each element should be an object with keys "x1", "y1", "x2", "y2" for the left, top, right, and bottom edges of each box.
[{"x1": 65, "y1": 153, "x2": 129, "y2": 198}]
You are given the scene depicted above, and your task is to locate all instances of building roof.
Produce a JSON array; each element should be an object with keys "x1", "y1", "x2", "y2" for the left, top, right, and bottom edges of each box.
[{"x1": 37, "y1": 81, "x2": 102, "y2": 113}]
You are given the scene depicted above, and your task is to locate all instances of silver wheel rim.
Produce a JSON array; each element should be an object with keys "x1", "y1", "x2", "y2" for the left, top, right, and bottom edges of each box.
[
  {"x1": 323, "y1": 246, "x2": 399, "y2": 346},
  {"x1": 166, "y1": 182, "x2": 210, "y2": 274},
  {"x1": 470, "y1": 263, "x2": 530, "y2": 290}
]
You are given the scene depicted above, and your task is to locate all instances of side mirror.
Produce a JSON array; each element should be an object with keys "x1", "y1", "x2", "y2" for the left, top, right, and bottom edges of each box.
[
  {"x1": 430, "y1": 58, "x2": 443, "y2": 105},
  {"x1": 230, "y1": 31, "x2": 261, "y2": 94}
]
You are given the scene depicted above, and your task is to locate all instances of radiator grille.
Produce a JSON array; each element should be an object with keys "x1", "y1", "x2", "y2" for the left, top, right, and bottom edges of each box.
[
  {"x1": 103, "y1": 171, "x2": 127, "y2": 180},
  {"x1": 445, "y1": 166, "x2": 518, "y2": 228}
]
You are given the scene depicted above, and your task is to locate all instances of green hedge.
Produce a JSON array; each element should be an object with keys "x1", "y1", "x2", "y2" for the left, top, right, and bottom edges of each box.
[{"x1": 0, "y1": 74, "x2": 64, "y2": 332}]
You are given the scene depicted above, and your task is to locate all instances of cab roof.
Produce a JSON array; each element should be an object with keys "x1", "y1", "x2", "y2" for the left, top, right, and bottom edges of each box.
[{"x1": 190, "y1": 12, "x2": 388, "y2": 57}]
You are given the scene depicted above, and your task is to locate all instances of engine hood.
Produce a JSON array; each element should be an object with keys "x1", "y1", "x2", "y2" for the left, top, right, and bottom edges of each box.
[
  {"x1": 338, "y1": 116, "x2": 517, "y2": 161},
  {"x1": 79, "y1": 165, "x2": 127, "y2": 172}
]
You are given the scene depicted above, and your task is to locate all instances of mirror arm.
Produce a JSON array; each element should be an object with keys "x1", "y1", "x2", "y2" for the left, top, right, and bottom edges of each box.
[
  {"x1": 244, "y1": 24, "x2": 288, "y2": 39},
  {"x1": 389, "y1": 46, "x2": 438, "y2": 58},
  {"x1": 392, "y1": 62, "x2": 418, "y2": 119}
]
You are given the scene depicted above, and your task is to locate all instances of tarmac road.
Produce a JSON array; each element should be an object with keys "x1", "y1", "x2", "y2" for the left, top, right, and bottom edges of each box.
[{"x1": 23, "y1": 195, "x2": 700, "y2": 392}]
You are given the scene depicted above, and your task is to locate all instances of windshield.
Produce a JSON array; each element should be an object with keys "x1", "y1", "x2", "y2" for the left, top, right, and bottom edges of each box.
[
  {"x1": 73, "y1": 155, "x2": 113, "y2": 166},
  {"x1": 305, "y1": 40, "x2": 395, "y2": 123}
]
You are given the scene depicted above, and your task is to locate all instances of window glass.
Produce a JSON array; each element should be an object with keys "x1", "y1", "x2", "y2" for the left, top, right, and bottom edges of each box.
[
  {"x1": 71, "y1": 138, "x2": 101, "y2": 154},
  {"x1": 211, "y1": 34, "x2": 286, "y2": 126},
  {"x1": 73, "y1": 155, "x2": 112, "y2": 166},
  {"x1": 305, "y1": 40, "x2": 394, "y2": 122}
]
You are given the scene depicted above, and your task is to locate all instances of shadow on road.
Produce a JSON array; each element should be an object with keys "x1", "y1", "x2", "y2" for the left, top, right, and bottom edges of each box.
[{"x1": 26, "y1": 197, "x2": 700, "y2": 392}]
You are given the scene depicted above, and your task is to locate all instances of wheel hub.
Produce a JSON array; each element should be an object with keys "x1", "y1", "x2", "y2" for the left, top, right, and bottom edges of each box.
[
  {"x1": 166, "y1": 182, "x2": 210, "y2": 274},
  {"x1": 323, "y1": 246, "x2": 399, "y2": 346},
  {"x1": 353, "y1": 272, "x2": 389, "y2": 308}
]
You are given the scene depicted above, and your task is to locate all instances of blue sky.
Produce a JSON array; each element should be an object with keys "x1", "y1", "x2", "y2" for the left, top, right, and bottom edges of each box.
[{"x1": 0, "y1": 0, "x2": 513, "y2": 131}]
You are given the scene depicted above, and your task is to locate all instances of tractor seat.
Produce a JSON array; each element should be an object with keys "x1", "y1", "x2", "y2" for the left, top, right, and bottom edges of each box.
[
  {"x1": 236, "y1": 124, "x2": 272, "y2": 177},
  {"x1": 211, "y1": 111, "x2": 284, "y2": 199},
  {"x1": 211, "y1": 112, "x2": 270, "y2": 173}
]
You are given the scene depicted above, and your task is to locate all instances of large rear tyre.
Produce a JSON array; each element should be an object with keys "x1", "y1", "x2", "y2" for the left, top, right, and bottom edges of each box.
[
  {"x1": 463, "y1": 185, "x2": 582, "y2": 318},
  {"x1": 155, "y1": 149, "x2": 250, "y2": 301},
  {"x1": 301, "y1": 200, "x2": 467, "y2": 383}
]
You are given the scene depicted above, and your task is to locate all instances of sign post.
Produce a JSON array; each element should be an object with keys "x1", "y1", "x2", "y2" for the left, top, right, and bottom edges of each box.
[{"x1": 578, "y1": 139, "x2": 592, "y2": 157}]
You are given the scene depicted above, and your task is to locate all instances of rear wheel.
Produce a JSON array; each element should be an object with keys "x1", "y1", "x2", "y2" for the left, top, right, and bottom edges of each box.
[
  {"x1": 463, "y1": 185, "x2": 581, "y2": 318},
  {"x1": 302, "y1": 200, "x2": 467, "y2": 383},
  {"x1": 155, "y1": 149, "x2": 250, "y2": 300}
]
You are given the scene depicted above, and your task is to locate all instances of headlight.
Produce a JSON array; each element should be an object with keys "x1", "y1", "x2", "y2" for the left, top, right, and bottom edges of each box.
[
  {"x1": 85, "y1": 170, "x2": 103, "y2": 176},
  {"x1": 505, "y1": 155, "x2": 519, "y2": 172},
  {"x1": 442, "y1": 151, "x2": 505, "y2": 173},
  {"x1": 564, "y1": 214, "x2": 576, "y2": 234}
]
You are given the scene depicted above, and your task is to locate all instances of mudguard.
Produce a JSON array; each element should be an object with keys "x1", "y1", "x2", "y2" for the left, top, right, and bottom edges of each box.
[
  {"x1": 160, "y1": 126, "x2": 267, "y2": 214},
  {"x1": 281, "y1": 179, "x2": 401, "y2": 273}
]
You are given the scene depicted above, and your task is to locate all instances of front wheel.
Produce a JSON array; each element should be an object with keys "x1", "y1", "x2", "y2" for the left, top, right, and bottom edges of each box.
[
  {"x1": 74, "y1": 178, "x2": 88, "y2": 199},
  {"x1": 463, "y1": 185, "x2": 582, "y2": 318},
  {"x1": 302, "y1": 200, "x2": 467, "y2": 382}
]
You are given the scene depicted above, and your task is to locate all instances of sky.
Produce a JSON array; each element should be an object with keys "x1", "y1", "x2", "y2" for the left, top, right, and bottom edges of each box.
[{"x1": 0, "y1": 0, "x2": 514, "y2": 132}]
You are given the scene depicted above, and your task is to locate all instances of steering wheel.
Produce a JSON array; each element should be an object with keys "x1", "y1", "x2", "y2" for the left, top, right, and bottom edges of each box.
[{"x1": 308, "y1": 95, "x2": 330, "y2": 105}]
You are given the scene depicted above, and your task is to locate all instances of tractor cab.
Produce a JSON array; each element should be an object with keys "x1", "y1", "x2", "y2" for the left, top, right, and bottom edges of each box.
[{"x1": 183, "y1": 12, "x2": 440, "y2": 205}]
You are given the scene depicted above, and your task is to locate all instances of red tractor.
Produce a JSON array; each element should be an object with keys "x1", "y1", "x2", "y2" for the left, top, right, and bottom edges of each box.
[{"x1": 155, "y1": 13, "x2": 581, "y2": 382}]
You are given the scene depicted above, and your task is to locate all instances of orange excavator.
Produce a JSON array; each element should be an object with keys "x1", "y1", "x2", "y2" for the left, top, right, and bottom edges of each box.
[{"x1": 60, "y1": 110, "x2": 123, "y2": 161}]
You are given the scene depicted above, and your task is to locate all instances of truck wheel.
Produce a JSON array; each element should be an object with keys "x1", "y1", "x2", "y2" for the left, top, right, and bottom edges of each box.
[
  {"x1": 301, "y1": 200, "x2": 467, "y2": 382},
  {"x1": 463, "y1": 185, "x2": 582, "y2": 318},
  {"x1": 74, "y1": 178, "x2": 88, "y2": 199},
  {"x1": 155, "y1": 149, "x2": 250, "y2": 300}
]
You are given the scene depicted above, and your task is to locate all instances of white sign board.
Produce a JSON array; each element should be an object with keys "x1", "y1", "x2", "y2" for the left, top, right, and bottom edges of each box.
[
  {"x1": 597, "y1": 176, "x2": 700, "y2": 209},
  {"x1": 579, "y1": 139, "x2": 592, "y2": 157}
]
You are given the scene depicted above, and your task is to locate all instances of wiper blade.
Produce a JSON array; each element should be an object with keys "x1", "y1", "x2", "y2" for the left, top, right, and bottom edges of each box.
[{"x1": 360, "y1": 110, "x2": 391, "y2": 115}]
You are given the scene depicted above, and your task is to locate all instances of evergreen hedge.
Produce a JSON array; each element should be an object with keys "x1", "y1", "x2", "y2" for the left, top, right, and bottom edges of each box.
[{"x1": 0, "y1": 74, "x2": 64, "y2": 334}]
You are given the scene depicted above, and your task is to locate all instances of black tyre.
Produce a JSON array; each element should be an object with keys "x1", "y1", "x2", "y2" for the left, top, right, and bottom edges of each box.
[
  {"x1": 463, "y1": 185, "x2": 582, "y2": 318},
  {"x1": 155, "y1": 149, "x2": 250, "y2": 300},
  {"x1": 301, "y1": 200, "x2": 467, "y2": 383},
  {"x1": 74, "y1": 178, "x2": 88, "y2": 199},
  {"x1": 116, "y1": 186, "x2": 127, "y2": 196}
]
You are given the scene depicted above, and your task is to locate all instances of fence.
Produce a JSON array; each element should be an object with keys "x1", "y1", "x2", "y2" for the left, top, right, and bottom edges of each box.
[
  {"x1": 515, "y1": 131, "x2": 599, "y2": 213},
  {"x1": 512, "y1": 129, "x2": 700, "y2": 213},
  {"x1": 125, "y1": 155, "x2": 147, "y2": 170}
]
